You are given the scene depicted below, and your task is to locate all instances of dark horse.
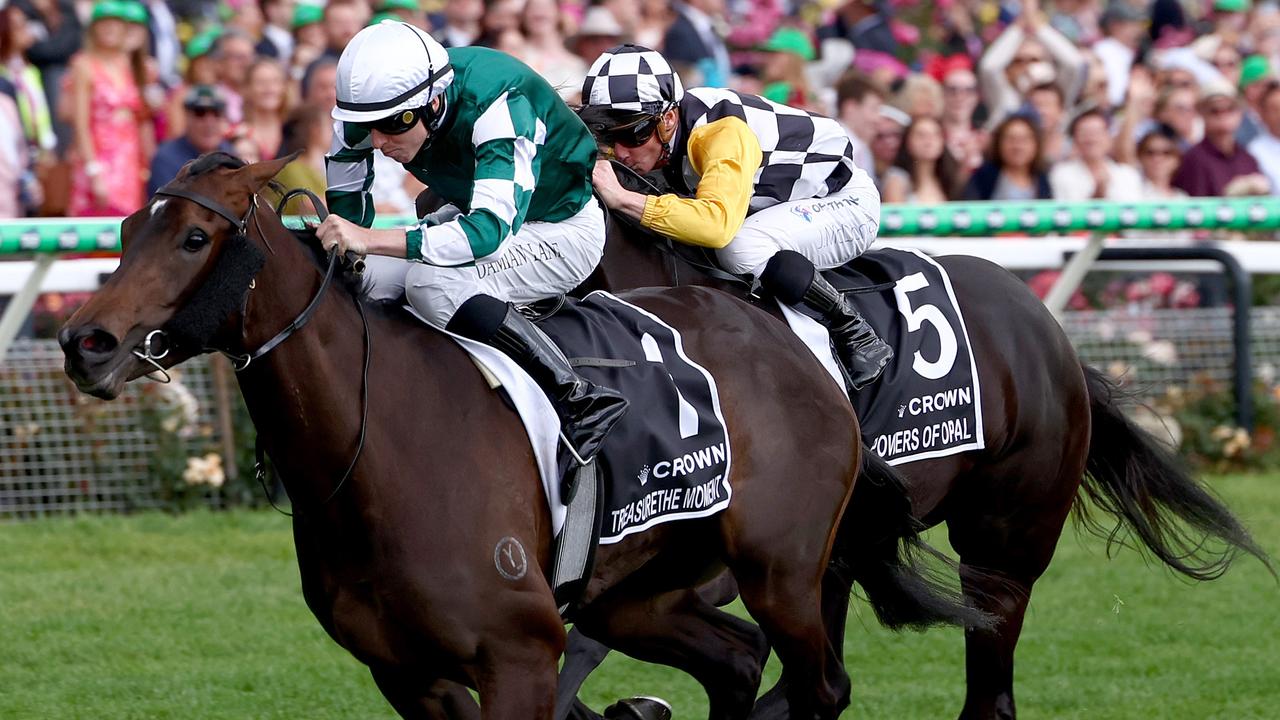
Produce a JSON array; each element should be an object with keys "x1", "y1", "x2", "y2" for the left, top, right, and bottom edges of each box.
[
  {"x1": 554, "y1": 203, "x2": 1274, "y2": 718},
  {"x1": 58, "y1": 154, "x2": 984, "y2": 719}
]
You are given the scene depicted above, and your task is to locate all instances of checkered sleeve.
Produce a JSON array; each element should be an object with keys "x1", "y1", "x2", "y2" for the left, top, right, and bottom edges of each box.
[
  {"x1": 324, "y1": 120, "x2": 377, "y2": 228},
  {"x1": 407, "y1": 91, "x2": 541, "y2": 266}
]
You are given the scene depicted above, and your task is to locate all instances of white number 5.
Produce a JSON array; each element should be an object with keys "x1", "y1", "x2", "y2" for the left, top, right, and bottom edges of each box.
[{"x1": 892, "y1": 272, "x2": 957, "y2": 380}]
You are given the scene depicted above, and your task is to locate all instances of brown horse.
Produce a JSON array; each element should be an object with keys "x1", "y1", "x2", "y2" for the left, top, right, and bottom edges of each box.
[
  {"x1": 58, "y1": 154, "x2": 984, "y2": 719},
  {"x1": 557, "y1": 202, "x2": 1274, "y2": 719}
]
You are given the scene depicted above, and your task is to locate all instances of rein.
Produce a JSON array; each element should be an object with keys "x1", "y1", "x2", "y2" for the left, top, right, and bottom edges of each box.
[{"x1": 145, "y1": 184, "x2": 371, "y2": 514}]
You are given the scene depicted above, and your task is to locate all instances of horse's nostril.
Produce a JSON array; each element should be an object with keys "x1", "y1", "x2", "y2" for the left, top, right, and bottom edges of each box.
[{"x1": 69, "y1": 327, "x2": 119, "y2": 359}]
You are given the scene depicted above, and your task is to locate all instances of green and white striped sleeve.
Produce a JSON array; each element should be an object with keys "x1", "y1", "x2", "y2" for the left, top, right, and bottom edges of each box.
[
  {"x1": 407, "y1": 91, "x2": 543, "y2": 267},
  {"x1": 324, "y1": 121, "x2": 377, "y2": 228}
]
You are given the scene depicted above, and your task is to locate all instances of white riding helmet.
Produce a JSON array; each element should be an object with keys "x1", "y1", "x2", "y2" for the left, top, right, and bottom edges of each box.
[{"x1": 333, "y1": 20, "x2": 454, "y2": 125}]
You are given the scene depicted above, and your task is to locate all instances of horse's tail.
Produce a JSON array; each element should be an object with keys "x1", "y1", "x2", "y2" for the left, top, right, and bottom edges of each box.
[
  {"x1": 1078, "y1": 365, "x2": 1274, "y2": 580},
  {"x1": 834, "y1": 449, "x2": 994, "y2": 631}
]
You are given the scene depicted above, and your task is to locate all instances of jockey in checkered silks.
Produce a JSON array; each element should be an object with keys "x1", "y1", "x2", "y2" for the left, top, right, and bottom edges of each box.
[
  {"x1": 317, "y1": 20, "x2": 626, "y2": 465},
  {"x1": 579, "y1": 44, "x2": 893, "y2": 391}
]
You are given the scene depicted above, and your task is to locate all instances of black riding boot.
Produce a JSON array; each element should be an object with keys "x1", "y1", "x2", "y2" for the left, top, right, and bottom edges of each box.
[
  {"x1": 448, "y1": 295, "x2": 628, "y2": 464},
  {"x1": 760, "y1": 250, "x2": 893, "y2": 391}
]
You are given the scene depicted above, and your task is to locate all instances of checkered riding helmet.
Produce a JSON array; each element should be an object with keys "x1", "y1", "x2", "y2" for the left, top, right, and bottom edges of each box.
[
  {"x1": 579, "y1": 45, "x2": 684, "y2": 151},
  {"x1": 333, "y1": 20, "x2": 454, "y2": 137}
]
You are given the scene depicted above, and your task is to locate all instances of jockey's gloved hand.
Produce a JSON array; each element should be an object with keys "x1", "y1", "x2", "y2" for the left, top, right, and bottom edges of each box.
[{"x1": 316, "y1": 214, "x2": 370, "y2": 258}]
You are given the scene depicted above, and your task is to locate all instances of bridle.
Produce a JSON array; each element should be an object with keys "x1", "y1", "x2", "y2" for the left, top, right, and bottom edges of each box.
[{"x1": 141, "y1": 184, "x2": 371, "y2": 512}]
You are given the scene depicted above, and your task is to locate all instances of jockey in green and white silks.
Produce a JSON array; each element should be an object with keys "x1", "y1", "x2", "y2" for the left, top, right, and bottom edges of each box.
[{"x1": 318, "y1": 20, "x2": 626, "y2": 465}]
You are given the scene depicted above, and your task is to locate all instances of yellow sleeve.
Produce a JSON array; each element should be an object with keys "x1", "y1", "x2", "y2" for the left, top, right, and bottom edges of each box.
[{"x1": 639, "y1": 116, "x2": 762, "y2": 249}]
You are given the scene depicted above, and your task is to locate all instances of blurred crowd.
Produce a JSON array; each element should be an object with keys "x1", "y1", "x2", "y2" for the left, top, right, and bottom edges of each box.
[{"x1": 3, "y1": 0, "x2": 1280, "y2": 221}]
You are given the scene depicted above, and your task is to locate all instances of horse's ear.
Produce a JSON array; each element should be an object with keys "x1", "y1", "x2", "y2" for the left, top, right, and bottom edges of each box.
[{"x1": 234, "y1": 152, "x2": 302, "y2": 192}]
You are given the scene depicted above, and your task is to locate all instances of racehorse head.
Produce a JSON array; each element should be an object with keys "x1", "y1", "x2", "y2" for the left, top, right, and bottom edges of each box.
[{"x1": 60, "y1": 152, "x2": 293, "y2": 399}]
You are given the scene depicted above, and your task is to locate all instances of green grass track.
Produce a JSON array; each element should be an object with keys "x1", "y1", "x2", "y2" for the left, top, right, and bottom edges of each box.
[{"x1": 1, "y1": 474, "x2": 1277, "y2": 718}]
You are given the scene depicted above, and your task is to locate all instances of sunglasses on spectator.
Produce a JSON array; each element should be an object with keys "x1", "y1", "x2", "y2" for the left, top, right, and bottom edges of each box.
[
  {"x1": 1140, "y1": 145, "x2": 1178, "y2": 157},
  {"x1": 189, "y1": 108, "x2": 222, "y2": 118},
  {"x1": 944, "y1": 84, "x2": 978, "y2": 95},
  {"x1": 1011, "y1": 54, "x2": 1046, "y2": 65},
  {"x1": 1205, "y1": 103, "x2": 1241, "y2": 116}
]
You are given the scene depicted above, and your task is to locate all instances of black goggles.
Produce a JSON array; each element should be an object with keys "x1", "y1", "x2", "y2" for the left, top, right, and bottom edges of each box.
[
  {"x1": 361, "y1": 108, "x2": 422, "y2": 136},
  {"x1": 594, "y1": 114, "x2": 662, "y2": 149}
]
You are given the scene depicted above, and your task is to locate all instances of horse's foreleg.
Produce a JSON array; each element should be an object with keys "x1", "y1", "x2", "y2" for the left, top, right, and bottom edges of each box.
[
  {"x1": 370, "y1": 665, "x2": 480, "y2": 720},
  {"x1": 576, "y1": 587, "x2": 769, "y2": 720}
]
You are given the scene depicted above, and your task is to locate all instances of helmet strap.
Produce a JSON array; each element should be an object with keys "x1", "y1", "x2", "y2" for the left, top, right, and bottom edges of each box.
[{"x1": 656, "y1": 105, "x2": 678, "y2": 166}]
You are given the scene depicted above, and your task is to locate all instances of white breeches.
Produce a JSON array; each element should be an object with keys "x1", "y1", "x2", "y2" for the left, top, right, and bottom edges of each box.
[
  {"x1": 714, "y1": 181, "x2": 882, "y2": 277},
  {"x1": 362, "y1": 199, "x2": 606, "y2": 326}
]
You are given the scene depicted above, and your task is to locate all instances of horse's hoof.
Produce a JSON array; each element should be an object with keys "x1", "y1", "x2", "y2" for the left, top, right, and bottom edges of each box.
[{"x1": 603, "y1": 696, "x2": 673, "y2": 720}]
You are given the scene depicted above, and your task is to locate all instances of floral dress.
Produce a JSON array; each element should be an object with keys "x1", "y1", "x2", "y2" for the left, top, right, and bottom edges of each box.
[{"x1": 68, "y1": 57, "x2": 145, "y2": 217}]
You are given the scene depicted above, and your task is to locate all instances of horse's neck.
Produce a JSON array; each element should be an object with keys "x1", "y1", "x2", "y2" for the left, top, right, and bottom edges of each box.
[
  {"x1": 229, "y1": 212, "x2": 458, "y2": 506},
  {"x1": 602, "y1": 218, "x2": 744, "y2": 294}
]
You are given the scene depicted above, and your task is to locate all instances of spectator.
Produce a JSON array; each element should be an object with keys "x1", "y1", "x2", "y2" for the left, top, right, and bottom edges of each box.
[
  {"x1": 300, "y1": 55, "x2": 337, "y2": 112},
  {"x1": 1238, "y1": 55, "x2": 1274, "y2": 145},
  {"x1": 1154, "y1": 85, "x2": 1202, "y2": 148},
  {"x1": 0, "y1": 89, "x2": 27, "y2": 216},
  {"x1": 319, "y1": 0, "x2": 369, "y2": 61},
  {"x1": 378, "y1": 0, "x2": 429, "y2": 30},
  {"x1": 1172, "y1": 79, "x2": 1268, "y2": 196},
  {"x1": 978, "y1": 0, "x2": 1085, "y2": 127},
  {"x1": 1049, "y1": 107, "x2": 1142, "y2": 200},
  {"x1": 870, "y1": 105, "x2": 909, "y2": 187},
  {"x1": 834, "y1": 70, "x2": 884, "y2": 179},
  {"x1": 520, "y1": 0, "x2": 586, "y2": 101},
  {"x1": 13, "y1": 0, "x2": 80, "y2": 155},
  {"x1": 962, "y1": 113, "x2": 1053, "y2": 200},
  {"x1": 259, "y1": 0, "x2": 296, "y2": 61},
  {"x1": 758, "y1": 26, "x2": 817, "y2": 110},
  {"x1": 1247, "y1": 82, "x2": 1280, "y2": 192},
  {"x1": 166, "y1": 27, "x2": 221, "y2": 142},
  {"x1": 1136, "y1": 124, "x2": 1187, "y2": 199},
  {"x1": 1093, "y1": 2, "x2": 1147, "y2": 108},
  {"x1": 820, "y1": 0, "x2": 897, "y2": 59},
  {"x1": 882, "y1": 116, "x2": 961, "y2": 204},
  {"x1": 434, "y1": 0, "x2": 482, "y2": 47},
  {"x1": 572, "y1": 5, "x2": 625, "y2": 68},
  {"x1": 1027, "y1": 81, "x2": 1069, "y2": 162},
  {"x1": 272, "y1": 103, "x2": 332, "y2": 214},
  {"x1": 147, "y1": 84, "x2": 232, "y2": 195},
  {"x1": 663, "y1": 0, "x2": 731, "y2": 88},
  {"x1": 939, "y1": 65, "x2": 984, "y2": 172},
  {"x1": 141, "y1": 0, "x2": 179, "y2": 88},
  {"x1": 1, "y1": 3, "x2": 57, "y2": 159},
  {"x1": 67, "y1": 0, "x2": 148, "y2": 217},
  {"x1": 632, "y1": 0, "x2": 672, "y2": 50},
  {"x1": 239, "y1": 58, "x2": 289, "y2": 160},
  {"x1": 213, "y1": 30, "x2": 256, "y2": 123},
  {"x1": 894, "y1": 72, "x2": 944, "y2": 119},
  {"x1": 291, "y1": 1, "x2": 326, "y2": 73}
]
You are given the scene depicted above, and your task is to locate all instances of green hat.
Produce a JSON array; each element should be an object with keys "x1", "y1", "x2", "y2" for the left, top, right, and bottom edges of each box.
[
  {"x1": 370, "y1": 11, "x2": 399, "y2": 25},
  {"x1": 379, "y1": 0, "x2": 420, "y2": 11},
  {"x1": 761, "y1": 27, "x2": 815, "y2": 62},
  {"x1": 292, "y1": 3, "x2": 324, "y2": 29},
  {"x1": 1214, "y1": 0, "x2": 1250, "y2": 12},
  {"x1": 1241, "y1": 54, "x2": 1272, "y2": 87},
  {"x1": 90, "y1": 0, "x2": 146, "y2": 24},
  {"x1": 186, "y1": 27, "x2": 223, "y2": 59}
]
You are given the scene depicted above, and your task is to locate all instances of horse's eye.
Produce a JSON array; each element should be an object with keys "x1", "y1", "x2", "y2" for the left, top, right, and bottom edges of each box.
[{"x1": 183, "y1": 231, "x2": 209, "y2": 252}]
